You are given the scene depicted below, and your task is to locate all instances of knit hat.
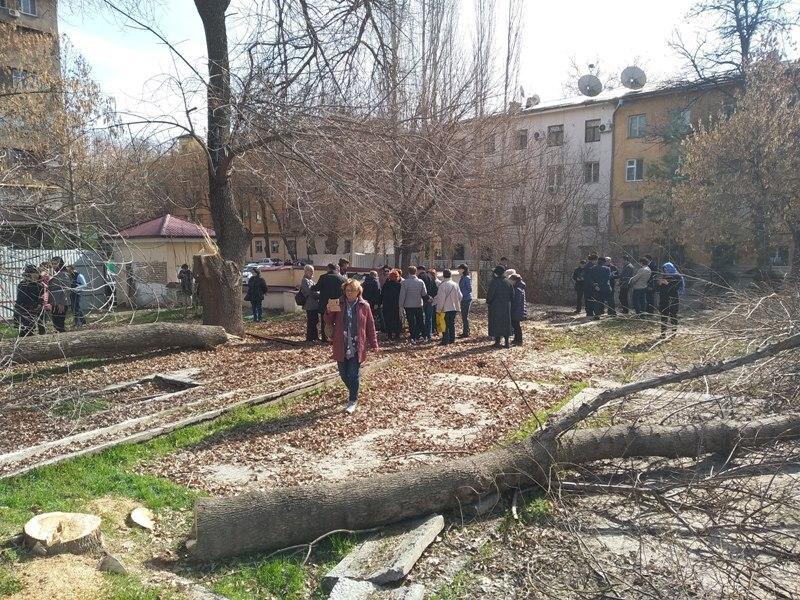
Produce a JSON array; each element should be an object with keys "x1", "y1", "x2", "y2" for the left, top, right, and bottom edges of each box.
[{"x1": 493, "y1": 265, "x2": 505, "y2": 276}]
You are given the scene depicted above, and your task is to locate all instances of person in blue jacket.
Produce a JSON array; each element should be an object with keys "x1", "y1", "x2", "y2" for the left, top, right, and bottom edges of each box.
[{"x1": 457, "y1": 263, "x2": 473, "y2": 337}]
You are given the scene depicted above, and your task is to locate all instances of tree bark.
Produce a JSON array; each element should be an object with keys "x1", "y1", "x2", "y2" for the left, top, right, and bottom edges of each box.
[
  {"x1": 194, "y1": 253, "x2": 245, "y2": 336},
  {"x1": 194, "y1": 0, "x2": 249, "y2": 332},
  {"x1": 187, "y1": 413, "x2": 800, "y2": 561},
  {"x1": 787, "y1": 226, "x2": 800, "y2": 283},
  {"x1": 0, "y1": 322, "x2": 228, "y2": 364}
]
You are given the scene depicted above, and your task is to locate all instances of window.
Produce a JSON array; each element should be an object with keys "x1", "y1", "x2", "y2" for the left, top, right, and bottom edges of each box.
[
  {"x1": 578, "y1": 246, "x2": 595, "y2": 260},
  {"x1": 544, "y1": 244, "x2": 564, "y2": 262},
  {"x1": 512, "y1": 245, "x2": 521, "y2": 257},
  {"x1": 5, "y1": 147, "x2": 36, "y2": 166},
  {"x1": 255, "y1": 210, "x2": 262, "y2": 222},
  {"x1": 0, "y1": 1, "x2": 6, "y2": 8},
  {"x1": 255, "y1": 240, "x2": 264, "y2": 253},
  {"x1": 545, "y1": 204, "x2": 563, "y2": 224},
  {"x1": 511, "y1": 205, "x2": 526, "y2": 222},
  {"x1": 769, "y1": 246, "x2": 790, "y2": 267},
  {"x1": 628, "y1": 114, "x2": 646, "y2": 138},
  {"x1": 584, "y1": 161, "x2": 600, "y2": 184},
  {"x1": 547, "y1": 124, "x2": 564, "y2": 146},
  {"x1": 585, "y1": 119, "x2": 601, "y2": 143},
  {"x1": 452, "y1": 243, "x2": 465, "y2": 261},
  {"x1": 625, "y1": 158, "x2": 644, "y2": 182},
  {"x1": 270, "y1": 240, "x2": 280, "y2": 254},
  {"x1": 344, "y1": 239, "x2": 352, "y2": 253},
  {"x1": 547, "y1": 165, "x2": 564, "y2": 191},
  {"x1": 622, "y1": 201, "x2": 643, "y2": 224},
  {"x1": 10, "y1": 69, "x2": 31, "y2": 88},
  {"x1": 485, "y1": 134, "x2": 496, "y2": 155},
  {"x1": 678, "y1": 108, "x2": 691, "y2": 131},
  {"x1": 286, "y1": 239, "x2": 297, "y2": 258},
  {"x1": 515, "y1": 129, "x2": 528, "y2": 150},
  {"x1": 581, "y1": 204, "x2": 598, "y2": 226},
  {"x1": 20, "y1": 0, "x2": 36, "y2": 15}
]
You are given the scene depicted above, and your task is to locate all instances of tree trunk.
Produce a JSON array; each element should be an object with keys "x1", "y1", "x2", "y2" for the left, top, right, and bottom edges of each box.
[
  {"x1": 0, "y1": 322, "x2": 228, "y2": 364},
  {"x1": 194, "y1": 254, "x2": 245, "y2": 336},
  {"x1": 187, "y1": 413, "x2": 800, "y2": 561},
  {"x1": 787, "y1": 226, "x2": 800, "y2": 283},
  {"x1": 194, "y1": 0, "x2": 249, "y2": 332}
]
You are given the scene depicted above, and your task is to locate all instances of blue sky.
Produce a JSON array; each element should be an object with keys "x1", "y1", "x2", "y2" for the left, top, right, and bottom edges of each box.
[{"x1": 57, "y1": 0, "x2": 785, "y2": 127}]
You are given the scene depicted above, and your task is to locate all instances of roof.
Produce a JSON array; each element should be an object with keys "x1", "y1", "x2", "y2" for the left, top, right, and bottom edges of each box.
[{"x1": 117, "y1": 214, "x2": 215, "y2": 239}]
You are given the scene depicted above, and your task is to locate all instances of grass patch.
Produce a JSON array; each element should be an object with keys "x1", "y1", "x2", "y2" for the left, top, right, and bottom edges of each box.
[
  {"x1": 213, "y1": 557, "x2": 307, "y2": 600},
  {"x1": 430, "y1": 569, "x2": 477, "y2": 600},
  {"x1": 505, "y1": 380, "x2": 589, "y2": 444},
  {"x1": 50, "y1": 396, "x2": 110, "y2": 417},
  {"x1": 0, "y1": 399, "x2": 291, "y2": 540},
  {"x1": 100, "y1": 573, "x2": 179, "y2": 600},
  {"x1": 0, "y1": 566, "x2": 22, "y2": 597}
]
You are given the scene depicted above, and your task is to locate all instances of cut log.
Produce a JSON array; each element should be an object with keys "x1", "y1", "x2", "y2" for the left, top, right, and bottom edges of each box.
[
  {"x1": 24, "y1": 512, "x2": 102, "y2": 556},
  {"x1": 127, "y1": 507, "x2": 155, "y2": 531},
  {"x1": 1, "y1": 323, "x2": 228, "y2": 364},
  {"x1": 188, "y1": 413, "x2": 800, "y2": 561}
]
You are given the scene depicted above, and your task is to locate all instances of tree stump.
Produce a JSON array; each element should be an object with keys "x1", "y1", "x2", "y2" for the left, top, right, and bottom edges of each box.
[
  {"x1": 194, "y1": 253, "x2": 245, "y2": 337},
  {"x1": 24, "y1": 512, "x2": 102, "y2": 556}
]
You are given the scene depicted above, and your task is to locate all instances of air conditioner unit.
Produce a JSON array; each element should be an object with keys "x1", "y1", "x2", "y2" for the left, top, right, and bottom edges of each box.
[
  {"x1": 7, "y1": 8, "x2": 21, "y2": 17},
  {"x1": 599, "y1": 120, "x2": 613, "y2": 133}
]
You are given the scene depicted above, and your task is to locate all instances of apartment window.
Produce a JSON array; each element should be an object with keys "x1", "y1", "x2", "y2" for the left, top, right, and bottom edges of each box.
[
  {"x1": 255, "y1": 240, "x2": 264, "y2": 253},
  {"x1": 547, "y1": 165, "x2": 564, "y2": 191},
  {"x1": 511, "y1": 205, "x2": 526, "y2": 222},
  {"x1": 584, "y1": 161, "x2": 600, "y2": 184},
  {"x1": 270, "y1": 240, "x2": 280, "y2": 254},
  {"x1": 547, "y1": 124, "x2": 564, "y2": 147},
  {"x1": 0, "y1": 1, "x2": 6, "y2": 8},
  {"x1": 255, "y1": 210, "x2": 262, "y2": 222},
  {"x1": 769, "y1": 246, "x2": 790, "y2": 267},
  {"x1": 578, "y1": 246, "x2": 596, "y2": 260},
  {"x1": 515, "y1": 129, "x2": 528, "y2": 150},
  {"x1": 20, "y1": 0, "x2": 36, "y2": 15},
  {"x1": 544, "y1": 244, "x2": 564, "y2": 262},
  {"x1": 5, "y1": 147, "x2": 36, "y2": 166},
  {"x1": 628, "y1": 114, "x2": 646, "y2": 138},
  {"x1": 585, "y1": 119, "x2": 601, "y2": 143},
  {"x1": 581, "y1": 204, "x2": 598, "y2": 226},
  {"x1": 10, "y1": 68, "x2": 31, "y2": 88},
  {"x1": 679, "y1": 108, "x2": 691, "y2": 131},
  {"x1": 344, "y1": 239, "x2": 352, "y2": 253},
  {"x1": 545, "y1": 204, "x2": 563, "y2": 224},
  {"x1": 625, "y1": 158, "x2": 644, "y2": 182},
  {"x1": 452, "y1": 243, "x2": 465, "y2": 261},
  {"x1": 286, "y1": 239, "x2": 297, "y2": 257},
  {"x1": 622, "y1": 201, "x2": 644, "y2": 224},
  {"x1": 485, "y1": 134, "x2": 496, "y2": 155}
]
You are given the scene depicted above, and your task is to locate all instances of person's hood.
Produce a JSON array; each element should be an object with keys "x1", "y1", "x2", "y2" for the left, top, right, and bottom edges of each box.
[
  {"x1": 492, "y1": 265, "x2": 505, "y2": 277},
  {"x1": 662, "y1": 262, "x2": 679, "y2": 275},
  {"x1": 515, "y1": 280, "x2": 526, "y2": 289}
]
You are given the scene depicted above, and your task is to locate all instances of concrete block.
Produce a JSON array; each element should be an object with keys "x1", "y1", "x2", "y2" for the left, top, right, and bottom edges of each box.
[{"x1": 328, "y1": 578, "x2": 425, "y2": 600}]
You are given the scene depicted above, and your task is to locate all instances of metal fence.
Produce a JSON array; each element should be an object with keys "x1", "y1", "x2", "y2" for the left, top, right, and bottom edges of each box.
[{"x1": 0, "y1": 247, "x2": 111, "y2": 320}]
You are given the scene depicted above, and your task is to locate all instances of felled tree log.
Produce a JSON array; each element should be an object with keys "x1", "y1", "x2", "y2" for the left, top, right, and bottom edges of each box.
[
  {"x1": 188, "y1": 413, "x2": 800, "y2": 561},
  {"x1": 1, "y1": 323, "x2": 228, "y2": 363}
]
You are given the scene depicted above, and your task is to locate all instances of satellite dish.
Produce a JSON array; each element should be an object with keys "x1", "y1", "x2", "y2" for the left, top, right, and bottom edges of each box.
[
  {"x1": 578, "y1": 74, "x2": 603, "y2": 97},
  {"x1": 525, "y1": 94, "x2": 541, "y2": 108},
  {"x1": 621, "y1": 66, "x2": 646, "y2": 89}
]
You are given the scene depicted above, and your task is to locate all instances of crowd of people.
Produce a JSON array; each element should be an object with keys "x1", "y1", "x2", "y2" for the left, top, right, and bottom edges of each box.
[
  {"x1": 571, "y1": 253, "x2": 685, "y2": 336},
  {"x1": 12, "y1": 257, "x2": 89, "y2": 336}
]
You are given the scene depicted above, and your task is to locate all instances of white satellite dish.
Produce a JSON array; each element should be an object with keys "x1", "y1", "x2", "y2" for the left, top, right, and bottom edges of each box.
[
  {"x1": 621, "y1": 66, "x2": 646, "y2": 89},
  {"x1": 578, "y1": 74, "x2": 603, "y2": 97},
  {"x1": 525, "y1": 94, "x2": 541, "y2": 108}
]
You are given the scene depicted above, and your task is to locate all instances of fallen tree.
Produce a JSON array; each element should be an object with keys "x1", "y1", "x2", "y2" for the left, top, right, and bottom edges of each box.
[
  {"x1": 187, "y1": 333, "x2": 800, "y2": 561},
  {"x1": 0, "y1": 323, "x2": 229, "y2": 364}
]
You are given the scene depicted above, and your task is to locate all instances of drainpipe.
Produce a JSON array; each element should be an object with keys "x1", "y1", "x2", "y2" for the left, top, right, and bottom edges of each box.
[{"x1": 608, "y1": 98, "x2": 624, "y2": 251}]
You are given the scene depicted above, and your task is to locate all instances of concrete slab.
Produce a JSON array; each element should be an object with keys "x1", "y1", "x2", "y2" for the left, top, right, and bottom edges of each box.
[
  {"x1": 325, "y1": 514, "x2": 445, "y2": 586},
  {"x1": 328, "y1": 578, "x2": 425, "y2": 600}
]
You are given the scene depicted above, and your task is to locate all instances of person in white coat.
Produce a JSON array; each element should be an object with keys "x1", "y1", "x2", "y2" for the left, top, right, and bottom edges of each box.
[{"x1": 434, "y1": 269, "x2": 463, "y2": 345}]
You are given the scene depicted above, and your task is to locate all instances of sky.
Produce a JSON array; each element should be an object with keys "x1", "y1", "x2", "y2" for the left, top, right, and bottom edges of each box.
[{"x1": 56, "y1": 0, "x2": 729, "y2": 127}]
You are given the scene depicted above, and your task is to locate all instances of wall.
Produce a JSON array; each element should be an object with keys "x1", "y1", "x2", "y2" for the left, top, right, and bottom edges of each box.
[{"x1": 111, "y1": 238, "x2": 208, "y2": 308}]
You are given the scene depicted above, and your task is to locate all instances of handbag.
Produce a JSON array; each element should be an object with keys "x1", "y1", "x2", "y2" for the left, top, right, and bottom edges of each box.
[
  {"x1": 326, "y1": 298, "x2": 341, "y2": 313},
  {"x1": 435, "y1": 311, "x2": 446, "y2": 333}
]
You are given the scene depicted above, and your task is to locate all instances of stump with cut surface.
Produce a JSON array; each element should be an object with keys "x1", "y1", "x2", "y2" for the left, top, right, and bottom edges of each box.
[
  {"x1": 24, "y1": 512, "x2": 102, "y2": 556},
  {"x1": 0, "y1": 323, "x2": 229, "y2": 363}
]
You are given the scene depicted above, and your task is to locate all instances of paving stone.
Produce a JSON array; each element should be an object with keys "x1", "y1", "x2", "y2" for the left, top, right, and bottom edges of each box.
[
  {"x1": 325, "y1": 514, "x2": 444, "y2": 586},
  {"x1": 328, "y1": 578, "x2": 425, "y2": 600}
]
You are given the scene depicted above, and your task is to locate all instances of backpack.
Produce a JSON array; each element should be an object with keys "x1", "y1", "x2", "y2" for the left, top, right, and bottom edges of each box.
[{"x1": 295, "y1": 289, "x2": 306, "y2": 306}]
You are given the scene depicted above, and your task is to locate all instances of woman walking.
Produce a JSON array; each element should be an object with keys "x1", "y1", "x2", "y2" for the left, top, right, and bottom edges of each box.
[
  {"x1": 380, "y1": 269, "x2": 403, "y2": 340},
  {"x1": 300, "y1": 265, "x2": 320, "y2": 341},
  {"x1": 657, "y1": 262, "x2": 684, "y2": 337},
  {"x1": 510, "y1": 273, "x2": 528, "y2": 346},
  {"x1": 434, "y1": 269, "x2": 462, "y2": 345},
  {"x1": 486, "y1": 265, "x2": 513, "y2": 348},
  {"x1": 457, "y1": 263, "x2": 472, "y2": 337},
  {"x1": 332, "y1": 279, "x2": 380, "y2": 414}
]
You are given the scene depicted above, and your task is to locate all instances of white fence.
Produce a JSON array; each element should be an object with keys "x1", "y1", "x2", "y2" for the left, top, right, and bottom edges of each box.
[{"x1": 0, "y1": 247, "x2": 111, "y2": 320}]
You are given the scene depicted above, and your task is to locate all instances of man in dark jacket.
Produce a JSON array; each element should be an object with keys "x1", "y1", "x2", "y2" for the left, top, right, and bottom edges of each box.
[
  {"x1": 418, "y1": 266, "x2": 438, "y2": 341},
  {"x1": 618, "y1": 255, "x2": 635, "y2": 314},
  {"x1": 594, "y1": 257, "x2": 613, "y2": 320},
  {"x1": 48, "y1": 256, "x2": 71, "y2": 333},
  {"x1": 571, "y1": 259, "x2": 586, "y2": 313},
  {"x1": 246, "y1": 268, "x2": 268, "y2": 322},
  {"x1": 645, "y1": 254, "x2": 658, "y2": 314},
  {"x1": 178, "y1": 264, "x2": 193, "y2": 306},
  {"x1": 362, "y1": 270, "x2": 382, "y2": 331},
  {"x1": 487, "y1": 265, "x2": 513, "y2": 348},
  {"x1": 14, "y1": 265, "x2": 44, "y2": 337},
  {"x1": 312, "y1": 263, "x2": 347, "y2": 342}
]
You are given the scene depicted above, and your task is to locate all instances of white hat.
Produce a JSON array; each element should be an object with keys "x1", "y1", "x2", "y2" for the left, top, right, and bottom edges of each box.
[{"x1": 503, "y1": 269, "x2": 517, "y2": 278}]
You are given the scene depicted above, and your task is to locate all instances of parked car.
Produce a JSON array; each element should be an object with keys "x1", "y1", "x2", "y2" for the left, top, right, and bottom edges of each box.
[
  {"x1": 258, "y1": 258, "x2": 279, "y2": 267},
  {"x1": 241, "y1": 263, "x2": 259, "y2": 284}
]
